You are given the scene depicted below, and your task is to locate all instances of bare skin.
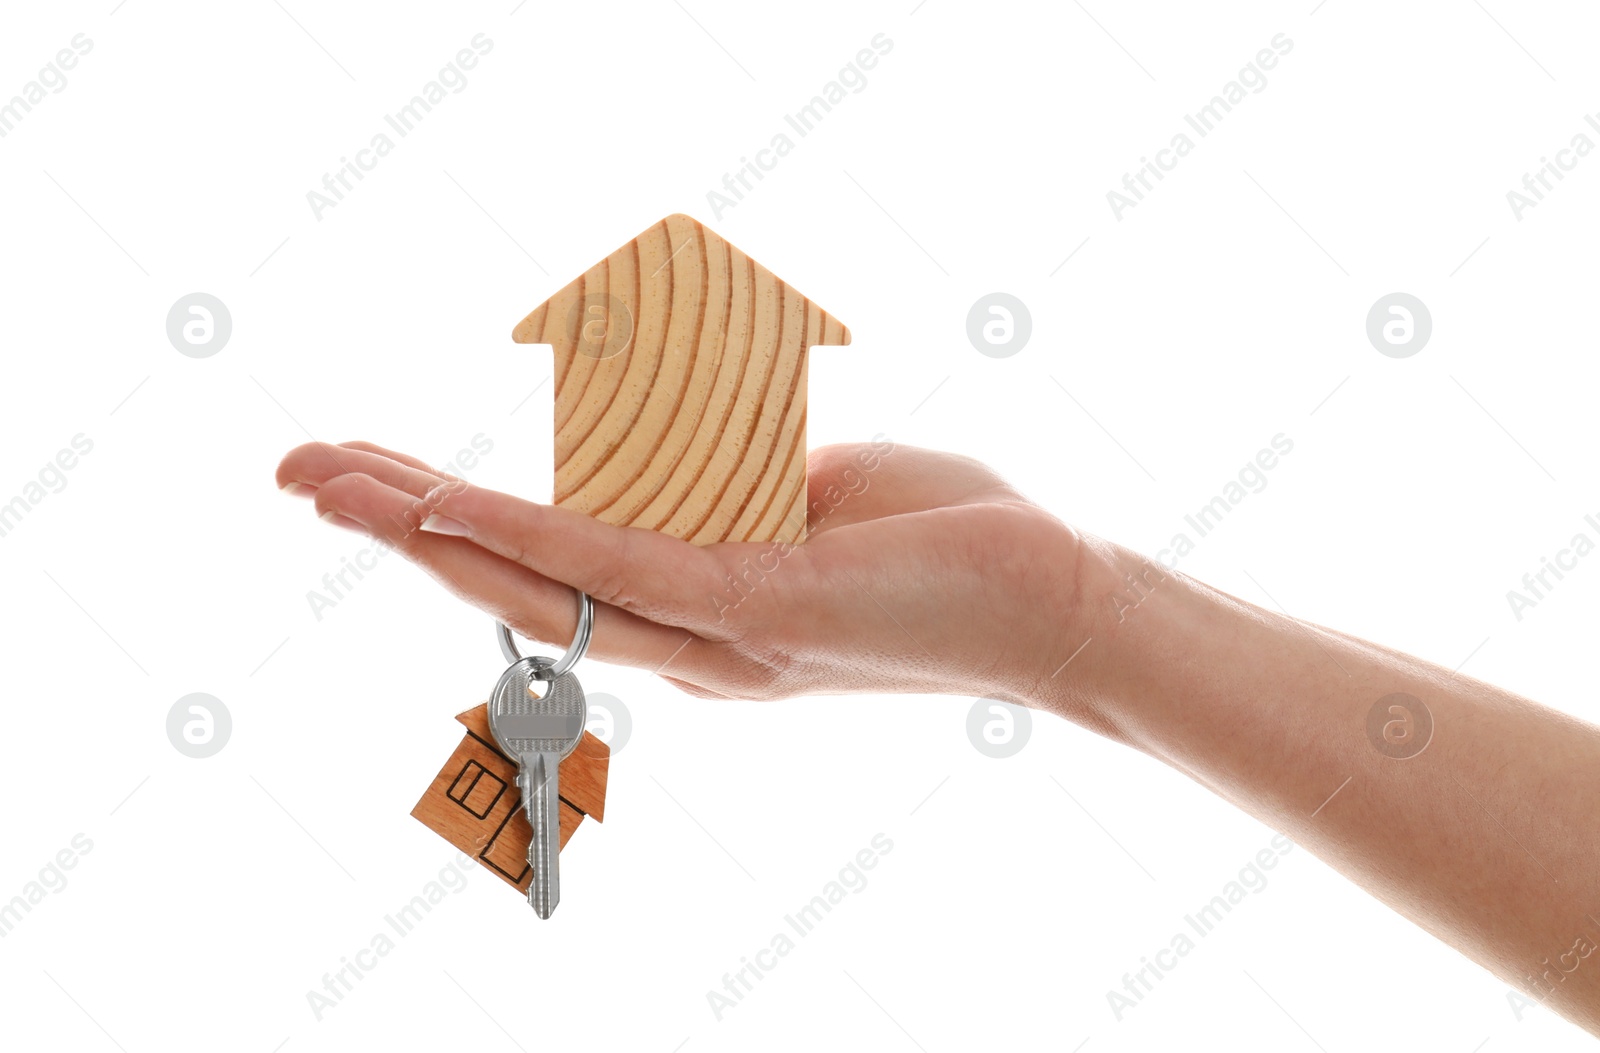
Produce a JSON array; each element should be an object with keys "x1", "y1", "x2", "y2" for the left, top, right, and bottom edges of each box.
[{"x1": 278, "y1": 438, "x2": 1600, "y2": 1032}]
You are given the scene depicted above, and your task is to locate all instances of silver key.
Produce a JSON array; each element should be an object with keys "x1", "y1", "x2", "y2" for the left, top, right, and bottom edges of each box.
[{"x1": 487, "y1": 657, "x2": 588, "y2": 918}]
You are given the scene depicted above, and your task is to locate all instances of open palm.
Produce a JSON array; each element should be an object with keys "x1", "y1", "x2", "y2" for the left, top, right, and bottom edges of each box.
[{"x1": 276, "y1": 440, "x2": 1085, "y2": 704}]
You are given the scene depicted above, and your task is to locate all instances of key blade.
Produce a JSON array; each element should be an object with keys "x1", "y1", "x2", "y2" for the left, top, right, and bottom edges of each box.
[
  {"x1": 524, "y1": 751, "x2": 562, "y2": 919},
  {"x1": 486, "y1": 662, "x2": 586, "y2": 918}
]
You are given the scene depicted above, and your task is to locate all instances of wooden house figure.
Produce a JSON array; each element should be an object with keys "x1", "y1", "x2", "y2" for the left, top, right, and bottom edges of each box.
[
  {"x1": 415, "y1": 214, "x2": 850, "y2": 899},
  {"x1": 512, "y1": 213, "x2": 851, "y2": 546}
]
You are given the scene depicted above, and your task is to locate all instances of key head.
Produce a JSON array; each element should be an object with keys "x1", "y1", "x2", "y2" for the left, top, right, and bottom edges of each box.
[{"x1": 487, "y1": 658, "x2": 588, "y2": 760}]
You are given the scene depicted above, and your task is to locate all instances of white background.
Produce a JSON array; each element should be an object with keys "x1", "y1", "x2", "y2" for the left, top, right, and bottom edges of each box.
[{"x1": 2, "y1": 0, "x2": 1597, "y2": 1049}]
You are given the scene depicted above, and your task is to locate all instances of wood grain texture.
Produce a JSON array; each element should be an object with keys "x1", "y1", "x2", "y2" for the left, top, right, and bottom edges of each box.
[
  {"x1": 411, "y1": 703, "x2": 609, "y2": 895},
  {"x1": 513, "y1": 213, "x2": 851, "y2": 545}
]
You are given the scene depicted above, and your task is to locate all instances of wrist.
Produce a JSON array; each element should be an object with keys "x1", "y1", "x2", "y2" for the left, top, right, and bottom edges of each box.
[{"x1": 1020, "y1": 533, "x2": 1211, "y2": 746}]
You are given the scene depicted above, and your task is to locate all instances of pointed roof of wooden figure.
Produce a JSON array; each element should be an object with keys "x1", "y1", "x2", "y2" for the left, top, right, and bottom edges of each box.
[{"x1": 512, "y1": 213, "x2": 851, "y2": 547}]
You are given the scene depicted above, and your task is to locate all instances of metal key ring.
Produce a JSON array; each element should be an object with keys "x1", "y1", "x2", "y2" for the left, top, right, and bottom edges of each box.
[{"x1": 496, "y1": 590, "x2": 593, "y2": 680}]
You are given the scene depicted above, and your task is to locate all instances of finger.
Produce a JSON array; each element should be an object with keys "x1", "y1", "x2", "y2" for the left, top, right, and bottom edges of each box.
[
  {"x1": 314, "y1": 472, "x2": 701, "y2": 673},
  {"x1": 275, "y1": 441, "x2": 363, "y2": 497},
  {"x1": 277, "y1": 441, "x2": 446, "y2": 499},
  {"x1": 425, "y1": 481, "x2": 727, "y2": 631},
  {"x1": 337, "y1": 440, "x2": 450, "y2": 479},
  {"x1": 802, "y1": 441, "x2": 1016, "y2": 533}
]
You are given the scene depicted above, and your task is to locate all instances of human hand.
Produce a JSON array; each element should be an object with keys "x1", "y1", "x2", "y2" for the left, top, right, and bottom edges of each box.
[
  {"x1": 275, "y1": 439, "x2": 1091, "y2": 705},
  {"x1": 278, "y1": 438, "x2": 1600, "y2": 1035}
]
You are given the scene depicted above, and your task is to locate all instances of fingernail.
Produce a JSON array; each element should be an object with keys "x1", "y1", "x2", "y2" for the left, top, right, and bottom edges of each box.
[
  {"x1": 281, "y1": 481, "x2": 317, "y2": 498},
  {"x1": 420, "y1": 514, "x2": 471, "y2": 537},
  {"x1": 319, "y1": 509, "x2": 366, "y2": 533}
]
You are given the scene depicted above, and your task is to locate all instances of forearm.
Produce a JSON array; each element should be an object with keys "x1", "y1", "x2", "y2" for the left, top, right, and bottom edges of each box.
[{"x1": 1046, "y1": 537, "x2": 1600, "y2": 1031}]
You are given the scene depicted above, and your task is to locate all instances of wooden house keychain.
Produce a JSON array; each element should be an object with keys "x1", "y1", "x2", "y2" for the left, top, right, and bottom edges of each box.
[
  {"x1": 411, "y1": 214, "x2": 851, "y2": 916},
  {"x1": 409, "y1": 594, "x2": 610, "y2": 918},
  {"x1": 484, "y1": 598, "x2": 595, "y2": 918}
]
